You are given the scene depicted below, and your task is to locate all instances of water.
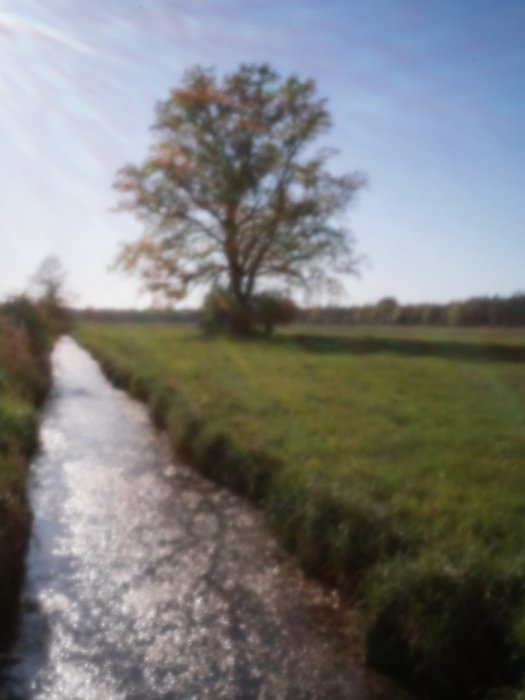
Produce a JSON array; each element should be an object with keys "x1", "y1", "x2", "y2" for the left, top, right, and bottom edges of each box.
[{"x1": 3, "y1": 337, "x2": 402, "y2": 699}]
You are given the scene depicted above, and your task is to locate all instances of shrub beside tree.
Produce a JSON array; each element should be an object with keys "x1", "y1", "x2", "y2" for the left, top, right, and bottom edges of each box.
[{"x1": 202, "y1": 288, "x2": 297, "y2": 335}]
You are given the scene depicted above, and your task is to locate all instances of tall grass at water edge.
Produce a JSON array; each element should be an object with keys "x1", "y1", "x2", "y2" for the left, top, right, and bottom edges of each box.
[
  {"x1": 0, "y1": 299, "x2": 55, "y2": 651},
  {"x1": 76, "y1": 322, "x2": 525, "y2": 699}
]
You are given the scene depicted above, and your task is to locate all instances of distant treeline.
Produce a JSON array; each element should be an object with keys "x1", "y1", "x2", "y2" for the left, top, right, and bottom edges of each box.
[
  {"x1": 75, "y1": 308, "x2": 200, "y2": 324},
  {"x1": 75, "y1": 292, "x2": 525, "y2": 327},
  {"x1": 300, "y1": 293, "x2": 525, "y2": 326}
]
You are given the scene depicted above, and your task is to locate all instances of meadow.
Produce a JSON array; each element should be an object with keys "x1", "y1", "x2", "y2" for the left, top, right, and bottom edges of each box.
[{"x1": 76, "y1": 322, "x2": 525, "y2": 699}]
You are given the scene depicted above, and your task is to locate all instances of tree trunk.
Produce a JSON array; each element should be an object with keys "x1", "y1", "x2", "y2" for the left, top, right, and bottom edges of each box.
[{"x1": 228, "y1": 288, "x2": 255, "y2": 336}]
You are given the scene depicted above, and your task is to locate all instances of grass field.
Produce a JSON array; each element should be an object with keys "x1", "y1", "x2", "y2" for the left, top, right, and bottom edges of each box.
[{"x1": 76, "y1": 322, "x2": 525, "y2": 699}]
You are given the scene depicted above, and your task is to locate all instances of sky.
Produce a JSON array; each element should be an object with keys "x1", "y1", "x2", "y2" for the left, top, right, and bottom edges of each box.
[{"x1": 0, "y1": 0, "x2": 523, "y2": 308}]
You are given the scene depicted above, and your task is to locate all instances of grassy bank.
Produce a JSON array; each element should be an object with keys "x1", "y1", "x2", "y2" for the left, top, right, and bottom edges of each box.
[
  {"x1": 76, "y1": 322, "x2": 525, "y2": 699},
  {"x1": 0, "y1": 299, "x2": 54, "y2": 650}
]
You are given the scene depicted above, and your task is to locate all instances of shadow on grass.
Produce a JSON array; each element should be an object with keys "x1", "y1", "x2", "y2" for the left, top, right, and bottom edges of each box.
[
  {"x1": 162, "y1": 325, "x2": 525, "y2": 363},
  {"x1": 276, "y1": 333, "x2": 525, "y2": 364}
]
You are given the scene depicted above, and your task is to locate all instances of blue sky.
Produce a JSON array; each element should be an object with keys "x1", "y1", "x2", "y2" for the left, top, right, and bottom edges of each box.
[{"x1": 0, "y1": 0, "x2": 523, "y2": 308}]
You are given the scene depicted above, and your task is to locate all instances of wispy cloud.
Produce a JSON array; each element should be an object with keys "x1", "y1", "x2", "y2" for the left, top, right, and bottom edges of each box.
[{"x1": 0, "y1": 10, "x2": 95, "y2": 54}]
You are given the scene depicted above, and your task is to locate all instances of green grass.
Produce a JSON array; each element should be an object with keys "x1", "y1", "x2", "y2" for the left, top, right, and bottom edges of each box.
[
  {"x1": 0, "y1": 314, "x2": 51, "y2": 650},
  {"x1": 76, "y1": 322, "x2": 525, "y2": 699}
]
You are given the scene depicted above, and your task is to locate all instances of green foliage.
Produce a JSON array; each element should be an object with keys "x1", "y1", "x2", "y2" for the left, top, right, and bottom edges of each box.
[
  {"x1": 30, "y1": 256, "x2": 72, "y2": 337},
  {"x1": 1, "y1": 295, "x2": 48, "y2": 353},
  {"x1": 254, "y1": 292, "x2": 298, "y2": 334},
  {"x1": 304, "y1": 292, "x2": 525, "y2": 327},
  {"x1": 0, "y1": 297, "x2": 51, "y2": 402},
  {"x1": 201, "y1": 287, "x2": 298, "y2": 335},
  {"x1": 76, "y1": 322, "x2": 525, "y2": 698},
  {"x1": 114, "y1": 63, "x2": 364, "y2": 321},
  {"x1": 367, "y1": 552, "x2": 525, "y2": 698},
  {"x1": 0, "y1": 396, "x2": 38, "y2": 459},
  {"x1": 201, "y1": 287, "x2": 254, "y2": 335},
  {"x1": 0, "y1": 297, "x2": 53, "y2": 650}
]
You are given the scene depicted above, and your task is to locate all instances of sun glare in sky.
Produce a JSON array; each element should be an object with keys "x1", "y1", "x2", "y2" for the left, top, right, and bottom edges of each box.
[{"x1": 0, "y1": 0, "x2": 523, "y2": 308}]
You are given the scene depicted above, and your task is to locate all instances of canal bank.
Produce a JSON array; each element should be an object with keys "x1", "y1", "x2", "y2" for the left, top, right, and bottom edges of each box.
[
  {"x1": 3, "y1": 338, "x2": 403, "y2": 699},
  {"x1": 0, "y1": 299, "x2": 53, "y2": 654}
]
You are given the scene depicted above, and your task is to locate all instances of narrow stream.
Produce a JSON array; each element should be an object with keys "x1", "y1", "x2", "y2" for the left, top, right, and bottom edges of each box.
[{"x1": 3, "y1": 338, "x2": 401, "y2": 699}]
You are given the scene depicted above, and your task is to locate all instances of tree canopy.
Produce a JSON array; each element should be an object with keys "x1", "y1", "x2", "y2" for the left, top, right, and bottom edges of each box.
[{"x1": 114, "y1": 63, "x2": 365, "y2": 330}]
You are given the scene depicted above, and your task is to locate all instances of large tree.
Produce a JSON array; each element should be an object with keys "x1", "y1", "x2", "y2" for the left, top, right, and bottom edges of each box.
[{"x1": 114, "y1": 63, "x2": 365, "y2": 330}]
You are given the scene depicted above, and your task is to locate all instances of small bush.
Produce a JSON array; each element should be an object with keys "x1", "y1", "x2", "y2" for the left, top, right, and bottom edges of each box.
[
  {"x1": 201, "y1": 287, "x2": 254, "y2": 335},
  {"x1": 0, "y1": 297, "x2": 54, "y2": 403},
  {"x1": 201, "y1": 287, "x2": 297, "y2": 336},
  {"x1": 1, "y1": 296, "x2": 48, "y2": 355},
  {"x1": 253, "y1": 292, "x2": 298, "y2": 335}
]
